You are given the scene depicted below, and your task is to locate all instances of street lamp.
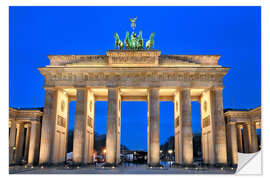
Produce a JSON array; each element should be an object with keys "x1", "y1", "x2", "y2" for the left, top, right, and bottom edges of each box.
[{"x1": 168, "y1": 149, "x2": 173, "y2": 167}]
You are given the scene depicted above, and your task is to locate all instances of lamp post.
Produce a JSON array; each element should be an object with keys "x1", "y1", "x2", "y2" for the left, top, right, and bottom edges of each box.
[
  {"x1": 102, "y1": 149, "x2": 106, "y2": 162},
  {"x1": 168, "y1": 149, "x2": 173, "y2": 167},
  {"x1": 12, "y1": 146, "x2": 16, "y2": 164}
]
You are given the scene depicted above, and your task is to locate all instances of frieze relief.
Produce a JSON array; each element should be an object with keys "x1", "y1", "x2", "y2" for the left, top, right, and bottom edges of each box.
[
  {"x1": 110, "y1": 56, "x2": 156, "y2": 64},
  {"x1": 44, "y1": 71, "x2": 224, "y2": 83},
  {"x1": 203, "y1": 116, "x2": 210, "y2": 128},
  {"x1": 57, "y1": 115, "x2": 66, "y2": 128}
]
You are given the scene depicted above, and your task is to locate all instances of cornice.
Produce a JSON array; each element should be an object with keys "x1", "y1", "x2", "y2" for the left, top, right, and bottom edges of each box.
[
  {"x1": 224, "y1": 106, "x2": 261, "y2": 123},
  {"x1": 46, "y1": 51, "x2": 222, "y2": 67}
]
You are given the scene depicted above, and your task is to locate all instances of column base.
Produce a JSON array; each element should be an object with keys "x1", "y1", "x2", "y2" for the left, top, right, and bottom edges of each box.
[
  {"x1": 173, "y1": 163, "x2": 196, "y2": 168},
  {"x1": 147, "y1": 163, "x2": 163, "y2": 168},
  {"x1": 39, "y1": 162, "x2": 65, "y2": 167},
  {"x1": 102, "y1": 162, "x2": 118, "y2": 168}
]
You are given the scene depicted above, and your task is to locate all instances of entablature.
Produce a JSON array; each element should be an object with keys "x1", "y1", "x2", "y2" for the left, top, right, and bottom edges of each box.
[
  {"x1": 39, "y1": 67, "x2": 229, "y2": 88},
  {"x1": 224, "y1": 107, "x2": 261, "y2": 124},
  {"x1": 9, "y1": 107, "x2": 43, "y2": 124},
  {"x1": 47, "y1": 50, "x2": 222, "y2": 67}
]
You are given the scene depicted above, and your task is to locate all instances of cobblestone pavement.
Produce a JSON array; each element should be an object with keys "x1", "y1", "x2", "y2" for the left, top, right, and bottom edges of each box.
[{"x1": 9, "y1": 164, "x2": 236, "y2": 174}]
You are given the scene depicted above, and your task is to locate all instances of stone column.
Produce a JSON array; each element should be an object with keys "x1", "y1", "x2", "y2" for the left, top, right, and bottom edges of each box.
[
  {"x1": 249, "y1": 121, "x2": 258, "y2": 153},
  {"x1": 14, "y1": 123, "x2": 25, "y2": 164},
  {"x1": 180, "y1": 88, "x2": 193, "y2": 165},
  {"x1": 236, "y1": 125, "x2": 243, "y2": 153},
  {"x1": 24, "y1": 124, "x2": 31, "y2": 163},
  {"x1": 174, "y1": 90, "x2": 182, "y2": 164},
  {"x1": 147, "y1": 88, "x2": 160, "y2": 166},
  {"x1": 200, "y1": 90, "x2": 214, "y2": 165},
  {"x1": 39, "y1": 88, "x2": 58, "y2": 165},
  {"x1": 87, "y1": 90, "x2": 95, "y2": 164},
  {"x1": 105, "y1": 88, "x2": 121, "y2": 165},
  {"x1": 9, "y1": 119, "x2": 17, "y2": 164},
  {"x1": 65, "y1": 97, "x2": 71, "y2": 162},
  {"x1": 73, "y1": 88, "x2": 89, "y2": 165},
  {"x1": 226, "y1": 122, "x2": 238, "y2": 166},
  {"x1": 210, "y1": 87, "x2": 227, "y2": 165},
  {"x1": 243, "y1": 124, "x2": 251, "y2": 153},
  {"x1": 28, "y1": 121, "x2": 41, "y2": 165}
]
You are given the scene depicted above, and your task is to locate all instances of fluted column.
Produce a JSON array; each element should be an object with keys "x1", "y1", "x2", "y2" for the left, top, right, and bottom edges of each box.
[
  {"x1": 147, "y1": 88, "x2": 160, "y2": 166},
  {"x1": 39, "y1": 88, "x2": 58, "y2": 165},
  {"x1": 200, "y1": 90, "x2": 214, "y2": 165},
  {"x1": 236, "y1": 125, "x2": 243, "y2": 153},
  {"x1": 180, "y1": 88, "x2": 193, "y2": 165},
  {"x1": 87, "y1": 90, "x2": 95, "y2": 164},
  {"x1": 24, "y1": 124, "x2": 31, "y2": 163},
  {"x1": 243, "y1": 124, "x2": 251, "y2": 153},
  {"x1": 106, "y1": 88, "x2": 121, "y2": 165},
  {"x1": 250, "y1": 121, "x2": 258, "y2": 152},
  {"x1": 14, "y1": 123, "x2": 25, "y2": 164},
  {"x1": 210, "y1": 87, "x2": 227, "y2": 164},
  {"x1": 174, "y1": 90, "x2": 182, "y2": 164},
  {"x1": 9, "y1": 119, "x2": 17, "y2": 164},
  {"x1": 226, "y1": 122, "x2": 238, "y2": 165},
  {"x1": 73, "y1": 88, "x2": 89, "y2": 165},
  {"x1": 28, "y1": 121, "x2": 41, "y2": 165}
]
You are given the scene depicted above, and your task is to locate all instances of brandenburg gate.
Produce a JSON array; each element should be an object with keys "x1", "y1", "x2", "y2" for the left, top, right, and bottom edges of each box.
[{"x1": 38, "y1": 50, "x2": 229, "y2": 167}]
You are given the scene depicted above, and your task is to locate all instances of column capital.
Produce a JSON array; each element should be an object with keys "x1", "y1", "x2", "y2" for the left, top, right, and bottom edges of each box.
[
  {"x1": 210, "y1": 86, "x2": 224, "y2": 91},
  {"x1": 16, "y1": 122, "x2": 25, "y2": 126},
  {"x1": 75, "y1": 86, "x2": 87, "y2": 90},
  {"x1": 25, "y1": 123, "x2": 31, "y2": 128},
  {"x1": 237, "y1": 124, "x2": 243, "y2": 129},
  {"x1": 43, "y1": 86, "x2": 57, "y2": 91},
  {"x1": 178, "y1": 87, "x2": 191, "y2": 91},
  {"x1": 227, "y1": 121, "x2": 237, "y2": 125},
  {"x1": 107, "y1": 87, "x2": 119, "y2": 90},
  {"x1": 30, "y1": 120, "x2": 40, "y2": 125},
  {"x1": 148, "y1": 86, "x2": 160, "y2": 89}
]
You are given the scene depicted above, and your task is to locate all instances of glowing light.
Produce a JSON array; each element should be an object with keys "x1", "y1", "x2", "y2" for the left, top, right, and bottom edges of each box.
[
  {"x1": 168, "y1": 149, "x2": 173, "y2": 154},
  {"x1": 103, "y1": 149, "x2": 106, "y2": 154}
]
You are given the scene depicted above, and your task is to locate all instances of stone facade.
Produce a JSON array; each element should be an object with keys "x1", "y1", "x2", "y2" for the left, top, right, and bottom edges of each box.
[
  {"x1": 9, "y1": 50, "x2": 261, "y2": 168},
  {"x1": 224, "y1": 107, "x2": 261, "y2": 166},
  {"x1": 36, "y1": 50, "x2": 230, "y2": 166},
  {"x1": 9, "y1": 107, "x2": 43, "y2": 165}
]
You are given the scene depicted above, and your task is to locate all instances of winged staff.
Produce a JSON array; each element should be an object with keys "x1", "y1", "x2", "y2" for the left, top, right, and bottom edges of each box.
[{"x1": 129, "y1": 17, "x2": 137, "y2": 31}]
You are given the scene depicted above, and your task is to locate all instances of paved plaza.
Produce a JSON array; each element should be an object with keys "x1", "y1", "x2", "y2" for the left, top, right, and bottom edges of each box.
[{"x1": 9, "y1": 164, "x2": 236, "y2": 174}]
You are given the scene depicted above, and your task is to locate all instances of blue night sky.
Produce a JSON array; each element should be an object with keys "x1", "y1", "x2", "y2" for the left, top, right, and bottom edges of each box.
[{"x1": 9, "y1": 6, "x2": 261, "y2": 150}]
